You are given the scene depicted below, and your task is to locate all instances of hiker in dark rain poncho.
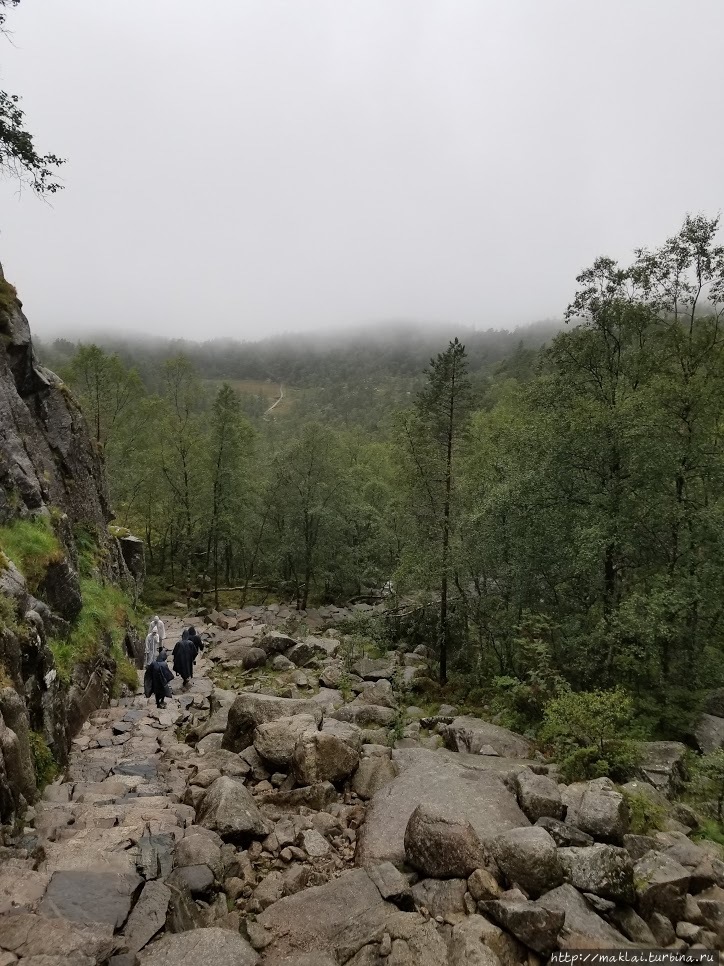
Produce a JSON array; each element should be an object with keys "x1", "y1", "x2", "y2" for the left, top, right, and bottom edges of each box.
[
  {"x1": 187, "y1": 625, "x2": 203, "y2": 653},
  {"x1": 144, "y1": 648, "x2": 174, "y2": 708},
  {"x1": 173, "y1": 630, "x2": 198, "y2": 688}
]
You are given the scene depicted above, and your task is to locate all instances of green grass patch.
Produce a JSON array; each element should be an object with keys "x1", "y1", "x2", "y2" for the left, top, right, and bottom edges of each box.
[
  {"x1": 29, "y1": 731, "x2": 57, "y2": 789},
  {"x1": 0, "y1": 517, "x2": 63, "y2": 591},
  {"x1": 49, "y1": 576, "x2": 142, "y2": 683},
  {"x1": 623, "y1": 790, "x2": 668, "y2": 835},
  {"x1": 693, "y1": 819, "x2": 724, "y2": 848}
]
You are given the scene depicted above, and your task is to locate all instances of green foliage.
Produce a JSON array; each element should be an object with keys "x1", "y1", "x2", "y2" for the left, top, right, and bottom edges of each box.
[
  {"x1": 693, "y1": 819, "x2": 724, "y2": 848},
  {"x1": 0, "y1": 517, "x2": 63, "y2": 590},
  {"x1": 623, "y1": 790, "x2": 667, "y2": 835},
  {"x1": 29, "y1": 731, "x2": 57, "y2": 789},
  {"x1": 541, "y1": 687, "x2": 640, "y2": 782},
  {"x1": 49, "y1": 576, "x2": 139, "y2": 683},
  {"x1": 689, "y1": 749, "x2": 724, "y2": 823}
]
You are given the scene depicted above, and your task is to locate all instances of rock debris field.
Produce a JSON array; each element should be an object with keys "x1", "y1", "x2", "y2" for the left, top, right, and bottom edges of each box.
[{"x1": 1, "y1": 609, "x2": 723, "y2": 964}]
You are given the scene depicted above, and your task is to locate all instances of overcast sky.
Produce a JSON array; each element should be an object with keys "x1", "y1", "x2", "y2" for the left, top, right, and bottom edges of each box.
[{"x1": 0, "y1": 1, "x2": 722, "y2": 341}]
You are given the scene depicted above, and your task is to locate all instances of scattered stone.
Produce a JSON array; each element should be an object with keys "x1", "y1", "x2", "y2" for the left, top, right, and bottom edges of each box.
[
  {"x1": 367, "y1": 861, "x2": 414, "y2": 911},
  {"x1": 197, "y1": 776, "x2": 271, "y2": 843},
  {"x1": 516, "y1": 770, "x2": 564, "y2": 822},
  {"x1": 137, "y1": 926, "x2": 259, "y2": 965},
  {"x1": 558, "y1": 844, "x2": 634, "y2": 902},
  {"x1": 253, "y1": 714, "x2": 319, "y2": 768},
  {"x1": 633, "y1": 851, "x2": 690, "y2": 921},
  {"x1": 535, "y1": 816, "x2": 593, "y2": 848},
  {"x1": 481, "y1": 897, "x2": 564, "y2": 955},
  {"x1": 563, "y1": 778, "x2": 630, "y2": 844},
  {"x1": 292, "y1": 731, "x2": 359, "y2": 785},
  {"x1": 468, "y1": 868, "x2": 502, "y2": 902},
  {"x1": 441, "y1": 717, "x2": 532, "y2": 759},
  {"x1": 123, "y1": 880, "x2": 171, "y2": 953},
  {"x1": 352, "y1": 757, "x2": 397, "y2": 800},
  {"x1": 405, "y1": 803, "x2": 487, "y2": 879},
  {"x1": 491, "y1": 827, "x2": 563, "y2": 898}
]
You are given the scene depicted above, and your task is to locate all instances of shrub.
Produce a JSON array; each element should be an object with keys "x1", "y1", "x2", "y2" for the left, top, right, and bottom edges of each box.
[
  {"x1": 0, "y1": 517, "x2": 63, "y2": 591},
  {"x1": 541, "y1": 686, "x2": 640, "y2": 782},
  {"x1": 29, "y1": 731, "x2": 57, "y2": 789},
  {"x1": 689, "y1": 749, "x2": 724, "y2": 823},
  {"x1": 623, "y1": 790, "x2": 668, "y2": 835},
  {"x1": 0, "y1": 278, "x2": 17, "y2": 319}
]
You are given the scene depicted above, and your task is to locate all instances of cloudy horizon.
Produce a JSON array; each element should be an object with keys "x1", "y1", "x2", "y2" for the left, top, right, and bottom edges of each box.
[{"x1": 1, "y1": 1, "x2": 723, "y2": 340}]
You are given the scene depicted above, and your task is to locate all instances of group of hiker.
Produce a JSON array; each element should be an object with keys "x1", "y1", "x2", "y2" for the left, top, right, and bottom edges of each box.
[{"x1": 143, "y1": 616, "x2": 204, "y2": 708}]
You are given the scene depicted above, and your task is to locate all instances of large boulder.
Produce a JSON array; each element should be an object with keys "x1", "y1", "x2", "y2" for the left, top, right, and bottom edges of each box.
[
  {"x1": 695, "y1": 714, "x2": 724, "y2": 755},
  {"x1": 441, "y1": 716, "x2": 532, "y2": 759},
  {"x1": 352, "y1": 657, "x2": 395, "y2": 681},
  {"x1": 292, "y1": 730, "x2": 359, "y2": 785},
  {"x1": 450, "y1": 915, "x2": 527, "y2": 966},
  {"x1": 635, "y1": 741, "x2": 689, "y2": 795},
  {"x1": 39, "y1": 870, "x2": 143, "y2": 929},
  {"x1": 633, "y1": 851, "x2": 691, "y2": 921},
  {"x1": 0, "y1": 912, "x2": 116, "y2": 962},
  {"x1": 138, "y1": 926, "x2": 258, "y2": 965},
  {"x1": 404, "y1": 803, "x2": 487, "y2": 878},
  {"x1": 222, "y1": 693, "x2": 323, "y2": 752},
  {"x1": 257, "y1": 632, "x2": 299, "y2": 655},
  {"x1": 481, "y1": 897, "x2": 564, "y2": 955},
  {"x1": 353, "y1": 756, "x2": 398, "y2": 800},
  {"x1": 537, "y1": 883, "x2": 633, "y2": 947},
  {"x1": 332, "y1": 700, "x2": 396, "y2": 728},
  {"x1": 257, "y1": 868, "x2": 399, "y2": 962},
  {"x1": 209, "y1": 641, "x2": 267, "y2": 668},
  {"x1": 558, "y1": 844, "x2": 634, "y2": 902},
  {"x1": 196, "y1": 776, "x2": 271, "y2": 842},
  {"x1": 357, "y1": 748, "x2": 528, "y2": 868},
  {"x1": 122, "y1": 880, "x2": 171, "y2": 954},
  {"x1": 491, "y1": 827, "x2": 563, "y2": 897},
  {"x1": 515, "y1": 770, "x2": 564, "y2": 822},
  {"x1": 562, "y1": 778, "x2": 629, "y2": 844},
  {"x1": 253, "y1": 714, "x2": 319, "y2": 768}
]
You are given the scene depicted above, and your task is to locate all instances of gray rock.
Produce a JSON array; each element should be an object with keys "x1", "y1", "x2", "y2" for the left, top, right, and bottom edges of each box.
[
  {"x1": 516, "y1": 770, "x2": 564, "y2": 822},
  {"x1": 634, "y1": 851, "x2": 690, "y2": 920},
  {"x1": 257, "y1": 868, "x2": 398, "y2": 962},
  {"x1": 320, "y1": 716, "x2": 363, "y2": 750},
  {"x1": 174, "y1": 834, "x2": 223, "y2": 878},
  {"x1": 441, "y1": 716, "x2": 532, "y2": 759},
  {"x1": 648, "y1": 910, "x2": 676, "y2": 945},
  {"x1": 352, "y1": 657, "x2": 395, "y2": 681},
  {"x1": 356, "y1": 750, "x2": 529, "y2": 868},
  {"x1": 0, "y1": 912, "x2": 116, "y2": 962},
  {"x1": 411, "y1": 877, "x2": 468, "y2": 920},
  {"x1": 563, "y1": 778, "x2": 630, "y2": 844},
  {"x1": 138, "y1": 926, "x2": 258, "y2": 965},
  {"x1": 332, "y1": 701, "x2": 396, "y2": 728},
  {"x1": 122, "y1": 880, "x2": 171, "y2": 953},
  {"x1": 450, "y1": 916, "x2": 523, "y2": 966},
  {"x1": 536, "y1": 816, "x2": 593, "y2": 848},
  {"x1": 481, "y1": 897, "x2": 564, "y2": 955},
  {"x1": 292, "y1": 730, "x2": 359, "y2": 785},
  {"x1": 356, "y1": 680, "x2": 398, "y2": 710},
  {"x1": 301, "y1": 828, "x2": 331, "y2": 858},
  {"x1": 137, "y1": 832, "x2": 175, "y2": 881},
  {"x1": 352, "y1": 757, "x2": 397, "y2": 800},
  {"x1": 167, "y1": 864, "x2": 215, "y2": 897},
  {"x1": 258, "y1": 781, "x2": 336, "y2": 811},
  {"x1": 609, "y1": 906, "x2": 656, "y2": 945},
  {"x1": 222, "y1": 693, "x2": 323, "y2": 752},
  {"x1": 253, "y1": 714, "x2": 319, "y2": 768},
  {"x1": 39, "y1": 870, "x2": 142, "y2": 929},
  {"x1": 537, "y1": 883, "x2": 633, "y2": 947},
  {"x1": 197, "y1": 776, "x2": 271, "y2": 842},
  {"x1": 558, "y1": 844, "x2": 634, "y2": 902},
  {"x1": 636, "y1": 741, "x2": 689, "y2": 795},
  {"x1": 491, "y1": 827, "x2": 563, "y2": 897},
  {"x1": 367, "y1": 861, "x2": 414, "y2": 910},
  {"x1": 468, "y1": 868, "x2": 502, "y2": 902},
  {"x1": 404, "y1": 803, "x2": 487, "y2": 878},
  {"x1": 695, "y1": 715, "x2": 724, "y2": 755},
  {"x1": 257, "y1": 632, "x2": 299, "y2": 655}
]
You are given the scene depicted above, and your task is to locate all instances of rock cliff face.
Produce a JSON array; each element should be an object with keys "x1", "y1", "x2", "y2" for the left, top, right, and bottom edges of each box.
[{"x1": 0, "y1": 265, "x2": 143, "y2": 826}]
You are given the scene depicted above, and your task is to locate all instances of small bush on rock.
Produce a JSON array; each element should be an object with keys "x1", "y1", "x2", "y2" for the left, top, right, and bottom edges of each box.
[
  {"x1": 29, "y1": 730, "x2": 57, "y2": 788},
  {"x1": 689, "y1": 749, "x2": 724, "y2": 823},
  {"x1": 623, "y1": 790, "x2": 667, "y2": 834},
  {"x1": 541, "y1": 686, "x2": 640, "y2": 782}
]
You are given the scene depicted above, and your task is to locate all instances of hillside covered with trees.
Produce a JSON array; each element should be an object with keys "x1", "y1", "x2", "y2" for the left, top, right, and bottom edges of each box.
[{"x1": 47, "y1": 215, "x2": 724, "y2": 747}]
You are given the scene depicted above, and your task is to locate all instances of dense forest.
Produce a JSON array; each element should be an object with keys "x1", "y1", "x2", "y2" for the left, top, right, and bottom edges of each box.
[{"x1": 44, "y1": 215, "x2": 724, "y2": 744}]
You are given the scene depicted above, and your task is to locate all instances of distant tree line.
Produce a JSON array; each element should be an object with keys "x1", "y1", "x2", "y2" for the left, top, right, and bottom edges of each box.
[{"x1": 58, "y1": 216, "x2": 724, "y2": 740}]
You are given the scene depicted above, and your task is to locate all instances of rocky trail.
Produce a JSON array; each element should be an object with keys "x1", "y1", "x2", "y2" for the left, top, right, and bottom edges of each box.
[{"x1": 1, "y1": 608, "x2": 724, "y2": 965}]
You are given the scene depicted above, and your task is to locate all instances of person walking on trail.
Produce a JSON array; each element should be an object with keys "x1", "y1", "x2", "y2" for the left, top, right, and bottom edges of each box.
[
  {"x1": 173, "y1": 630, "x2": 197, "y2": 689},
  {"x1": 144, "y1": 648, "x2": 174, "y2": 708},
  {"x1": 187, "y1": 625, "x2": 203, "y2": 653},
  {"x1": 143, "y1": 629, "x2": 160, "y2": 667},
  {"x1": 149, "y1": 616, "x2": 165, "y2": 647}
]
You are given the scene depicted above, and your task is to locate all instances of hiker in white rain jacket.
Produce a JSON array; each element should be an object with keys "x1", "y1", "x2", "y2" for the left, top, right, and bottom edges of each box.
[
  {"x1": 149, "y1": 616, "x2": 165, "y2": 647},
  {"x1": 144, "y1": 629, "x2": 160, "y2": 667}
]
